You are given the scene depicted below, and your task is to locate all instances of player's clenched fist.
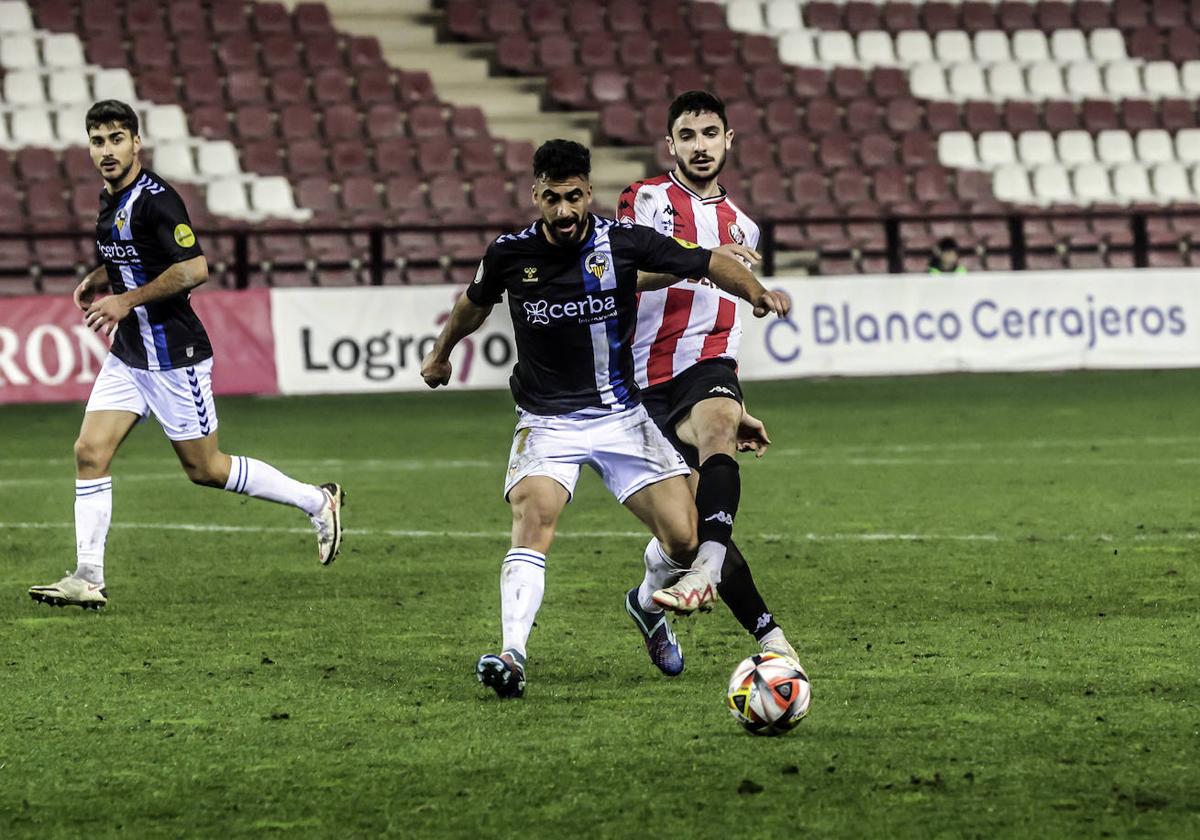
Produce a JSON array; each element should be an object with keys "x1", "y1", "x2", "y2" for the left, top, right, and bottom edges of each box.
[
  {"x1": 420, "y1": 352, "x2": 452, "y2": 388},
  {"x1": 751, "y1": 288, "x2": 791, "y2": 319}
]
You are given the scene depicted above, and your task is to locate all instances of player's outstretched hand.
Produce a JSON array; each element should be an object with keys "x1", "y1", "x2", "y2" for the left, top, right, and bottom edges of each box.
[
  {"x1": 737, "y1": 410, "x2": 772, "y2": 459},
  {"x1": 420, "y1": 352, "x2": 452, "y2": 388},
  {"x1": 751, "y1": 288, "x2": 791, "y2": 319},
  {"x1": 714, "y1": 243, "x2": 761, "y2": 269},
  {"x1": 84, "y1": 295, "x2": 131, "y2": 335}
]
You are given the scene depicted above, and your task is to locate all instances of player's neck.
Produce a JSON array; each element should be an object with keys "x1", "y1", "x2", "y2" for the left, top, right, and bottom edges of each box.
[
  {"x1": 672, "y1": 168, "x2": 721, "y2": 199},
  {"x1": 106, "y1": 160, "x2": 143, "y2": 194}
]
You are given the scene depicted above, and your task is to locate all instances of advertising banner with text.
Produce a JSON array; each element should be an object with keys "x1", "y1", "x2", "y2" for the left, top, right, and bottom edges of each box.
[
  {"x1": 270, "y1": 286, "x2": 517, "y2": 395},
  {"x1": 0, "y1": 288, "x2": 276, "y2": 405},
  {"x1": 737, "y1": 268, "x2": 1200, "y2": 380}
]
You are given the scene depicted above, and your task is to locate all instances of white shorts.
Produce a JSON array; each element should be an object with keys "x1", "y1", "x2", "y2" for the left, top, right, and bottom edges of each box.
[
  {"x1": 86, "y1": 354, "x2": 218, "y2": 441},
  {"x1": 503, "y1": 404, "x2": 691, "y2": 504}
]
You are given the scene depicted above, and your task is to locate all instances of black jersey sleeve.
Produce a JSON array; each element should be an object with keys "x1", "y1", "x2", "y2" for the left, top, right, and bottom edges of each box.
[
  {"x1": 627, "y1": 224, "x2": 712, "y2": 278},
  {"x1": 146, "y1": 189, "x2": 204, "y2": 264},
  {"x1": 465, "y1": 241, "x2": 506, "y2": 306}
]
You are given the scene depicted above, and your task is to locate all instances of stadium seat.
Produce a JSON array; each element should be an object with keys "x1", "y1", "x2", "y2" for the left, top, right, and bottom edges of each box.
[
  {"x1": 1136, "y1": 130, "x2": 1176, "y2": 165},
  {"x1": 1050, "y1": 30, "x2": 1089, "y2": 64},
  {"x1": 1057, "y1": 131, "x2": 1096, "y2": 166},
  {"x1": 197, "y1": 142, "x2": 241, "y2": 178},
  {"x1": 909, "y1": 63, "x2": 948, "y2": 99},
  {"x1": 1089, "y1": 29, "x2": 1127, "y2": 62},
  {"x1": 10, "y1": 110, "x2": 56, "y2": 146},
  {"x1": 1176, "y1": 129, "x2": 1200, "y2": 164},
  {"x1": 152, "y1": 142, "x2": 197, "y2": 181},
  {"x1": 1112, "y1": 162, "x2": 1154, "y2": 202},
  {"x1": 937, "y1": 131, "x2": 976, "y2": 169},
  {"x1": 992, "y1": 163, "x2": 1033, "y2": 203},
  {"x1": 1072, "y1": 163, "x2": 1113, "y2": 202},
  {"x1": 1151, "y1": 162, "x2": 1193, "y2": 201},
  {"x1": 896, "y1": 31, "x2": 935, "y2": 66},
  {"x1": 250, "y1": 176, "x2": 302, "y2": 218},
  {"x1": 779, "y1": 30, "x2": 816, "y2": 65}
]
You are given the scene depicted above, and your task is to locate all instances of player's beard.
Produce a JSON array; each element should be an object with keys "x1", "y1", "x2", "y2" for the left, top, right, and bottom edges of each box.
[
  {"x1": 547, "y1": 214, "x2": 589, "y2": 246},
  {"x1": 100, "y1": 158, "x2": 134, "y2": 186},
  {"x1": 677, "y1": 149, "x2": 727, "y2": 191}
]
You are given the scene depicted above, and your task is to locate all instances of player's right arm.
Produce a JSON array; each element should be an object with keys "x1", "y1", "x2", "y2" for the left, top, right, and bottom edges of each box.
[
  {"x1": 421, "y1": 247, "x2": 504, "y2": 388},
  {"x1": 73, "y1": 265, "x2": 111, "y2": 312}
]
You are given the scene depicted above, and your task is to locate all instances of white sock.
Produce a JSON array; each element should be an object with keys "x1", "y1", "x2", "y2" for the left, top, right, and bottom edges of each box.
[
  {"x1": 224, "y1": 455, "x2": 325, "y2": 516},
  {"x1": 693, "y1": 540, "x2": 727, "y2": 586},
  {"x1": 637, "y1": 537, "x2": 684, "y2": 612},
  {"x1": 75, "y1": 477, "x2": 112, "y2": 584},
  {"x1": 500, "y1": 547, "x2": 546, "y2": 660}
]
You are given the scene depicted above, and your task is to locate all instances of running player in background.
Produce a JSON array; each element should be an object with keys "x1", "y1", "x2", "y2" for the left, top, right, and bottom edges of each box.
[
  {"x1": 421, "y1": 139, "x2": 790, "y2": 699},
  {"x1": 618, "y1": 91, "x2": 801, "y2": 675},
  {"x1": 27, "y1": 100, "x2": 345, "y2": 610}
]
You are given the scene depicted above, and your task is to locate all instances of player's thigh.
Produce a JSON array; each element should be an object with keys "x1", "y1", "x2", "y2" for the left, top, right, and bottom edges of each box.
[
  {"x1": 675, "y1": 395, "x2": 743, "y2": 458},
  {"x1": 507, "y1": 475, "x2": 570, "y2": 553},
  {"x1": 623, "y1": 473, "x2": 698, "y2": 557}
]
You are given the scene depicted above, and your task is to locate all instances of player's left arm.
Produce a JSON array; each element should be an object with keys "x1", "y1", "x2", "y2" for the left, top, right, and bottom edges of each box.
[
  {"x1": 636, "y1": 242, "x2": 763, "y2": 291},
  {"x1": 84, "y1": 256, "x2": 207, "y2": 335}
]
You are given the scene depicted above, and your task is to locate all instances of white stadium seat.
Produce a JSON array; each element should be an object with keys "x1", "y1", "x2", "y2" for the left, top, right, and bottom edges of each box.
[
  {"x1": 987, "y1": 63, "x2": 1026, "y2": 99},
  {"x1": 1026, "y1": 62, "x2": 1065, "y2": 99},
  {"x1": 54, "y1": 104, "x2": 89, "y2": 143},
  {"x1": 778, "y1": 30, "x2": 815, "y2": 65},
  {"x1": 0, "y1": 33, "x2": 38, "y2": 68},
  {"x1": 816, "y1": 30, "x2": 856, "y2": 65},
  {"x1": 1017, "y1": 131, "x2": 1057, "y2": 167},
  {"x1": 1112, "y1": 163, "x2": 1153, "y2": 203},
  {"x1": 1072, "y1": 163, "x2": 1112, "y2": 202},
  {"x1": 3, "y1": 68, "x2": 45, "y2": 105},
  {"x1": 1057, "y1": 130, "x2": 1095, "y2": 166},
  {"x1": 1050, "y1": 30, "x2": 1088, "y2": 64},
  {"x1": 1192, "y1": 165, "x2": 1200, "y2": 198},
  {"x1": 1065, "y1": 62, "x2": 1104, "y2": 98},
  {"x1": 896, "y1": 31, "x2": 934, "y2": 66},
  {"x1": 978, "y1": 131, "x2": 1017, "y2": 168},
  {"x1": 1032, "y1": 164, "x2": 1073, "y2": 204},
  {"x1": 973, "y1": 30, "x2": 1011, "y2": 65},
  {"x1": 0, "y1": 1, "x2": 33, "y2": 33},
  {"x1": 250, "y1": 176, "x2": 300, "y2": 217},
  {"x1": 1135, "y1": 130, "x2": 1175, "y2": 165},
  {"x1": 1142, "y1": 62, "x2": 1181, "y2": 98},
  {"x1": 145, "y1": 104, "x2": 189, "y2": 142},
  {"x1": 1103, "y1": 61, "x2": 1143, "y2": 98},
  {"x1": 935, "y1": 30, "x2": 972, "y2": 65},
  {"x1": 207, "y1": 178, "x2": 251, "y2": 217},
  {"x1": 764, "y1": 0, "x2": 802, "y2": 32},
  {"x1": 1151, "y1": 162, "x2": 1192, "y2": 201},
  {"x1": 726, "y1": 0, "x2": 765, "y2": 34},
  {"x1": 856, "y1": 31, "x2": 896, "y2": 67},
  {"x1": 1011, "y1": 30, "x2": 1049, "y2": 64},
  {"x1": 937, "y1": 131, "x2": 977, "y2": 169},
  {"x1": 1175, "y1": 129, "x2": 1200, "y2": 165},
  {"x1": 1182, "y1": 62, "x2": 1200, "y2": 96},
  {"x1": 48, "y1": 70, "x2": 90, "y2": 104},
  {"x1": 1088, "y1": 29, "x2": 1127, "y2": 62},
  {"x1": 10, "y1": 109, "x2": 56, "y2": 145},
  {"x1": 91, "y1": 69, "x2": 137, "y2": 102},
  {"x1": 1096, "y1": 130, "x2": 1135, "y2": 165},
  {"x1": 151, "y1": 142, "x2": 197, "y2": 180},
  {"x1": 949, "y1": 63, "x2": 988, "y2": 100},
  {"x1": 196, "y1": 141, "x2": 241, "y2": 177},
  {"x1": 992, "y1": 164, "x2": 1033, "y2": 203},
  {"x1": 41, "y1": 33, "x2": 85, "y2": 68},
  {"x1": 909, "y1": 62, "x2": 948, "y2": 99}
]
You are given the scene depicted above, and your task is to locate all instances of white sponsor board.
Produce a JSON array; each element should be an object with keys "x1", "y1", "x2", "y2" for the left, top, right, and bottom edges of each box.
[
  {"x1": 271, "y1": 269, "x2": 1200, "y2": 395},
  {"x1": 271, "y1": 286, "x2": 517, "y2": 395},
  {"x1": 738, "y1": 269, "x2": 1200, "y2": 380}
]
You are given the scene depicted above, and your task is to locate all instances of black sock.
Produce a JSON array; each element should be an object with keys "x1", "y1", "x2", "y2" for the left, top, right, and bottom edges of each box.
[
  {"x1": 718, "y1": 540, "x2": 780, "y2": 642},
  {"x1": 695, "y1": 453, "x2": 740, "y2": 549}
]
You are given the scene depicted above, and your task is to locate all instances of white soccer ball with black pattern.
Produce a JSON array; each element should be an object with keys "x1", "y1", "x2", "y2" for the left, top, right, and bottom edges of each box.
[{"x1": 726, "y1": 652, "x2": 811, "y2": 736}]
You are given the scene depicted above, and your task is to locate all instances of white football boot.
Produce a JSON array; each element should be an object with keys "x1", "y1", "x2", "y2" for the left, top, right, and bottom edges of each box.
[
  {"x1": 28, "y1": 573, "x2": 108, "y2": 609},
  {"x1": 311, "y1": 483, "x2": 346, "y2": 565},
  {"x1": 652, "y1": 569, "x2": 718, "y2": 614}
]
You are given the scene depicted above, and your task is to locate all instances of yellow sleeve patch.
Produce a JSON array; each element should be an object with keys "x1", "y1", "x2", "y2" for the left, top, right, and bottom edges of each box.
[
  {"x1": 671, "y1": 236, "x2": 700, "y2": 249},
  {"x1": 174, "y1": 223, "x2": 196, "y2": 248}
]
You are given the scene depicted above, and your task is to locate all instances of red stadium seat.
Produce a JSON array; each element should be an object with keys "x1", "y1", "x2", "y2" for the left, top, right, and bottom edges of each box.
[
  {"x1": 17, "y1": 149, "x2": 60, "y2": 180},
  {"x1": 749, "y1": 172, "x2": 789, "y2": 208},
  {"x1": 997, "y1": 1, "x2": 1037, "y2": 30},
  {"x1": 261, "y1": 36, "x2": 301, "y2": 70},
  {"x1": 831, "y1": 67, "x2": 868, "y2": 100},
  {"x1": 846, "y1": 99, "x2": 884, "y2": 133},
  {"x1": 270, "y1": 69, "x2": 312, "y2": 105},
  {"x1": 964, "y1": 102, "x2": 1002, "y2": 134},
  {"x1": 590, "y1": 70, "x2": 628, "y2": 104},
  {"x1": 227, "y1": 71, "x2": 268, "y2": 106},
  {"x1": 873, "y1": 167, "x2": 912, "y2": 205},
  {"x1": 1003, "y1": 101, "x2": 1041, "y2": 133},
  {"x1": 281, "y1": 105, "x2": 320, "y2": 140},
  {"x1": 235, "y1": 105, "x2": 275, "y2": 141},
  {"x1": 63, "y1": 148, "x2": 94, "y2": 181},
  {"x1": 698, "y1": 31, "x2": 737, "y2": 66},
  {"x1": 883, "y1": 2, "x2": 920, "y2": 31},
  {"x1": 1036, "y1": 1, "x2": 1074, "y2": 30},
  {"x1": 860, "y1": 133, "x2": 898, "y2": 168},
  {"x1": 792, "y1": 67, "x2": 829, "y2": 98},
  {"x1": 527, "y1": 0, "x2": 566, "y2": 34},
  {"x1": 900, "y1": 133, "x2": 937, "y2": 167},
  {"x1": 375, "y1": 138, "x2": 417, "y2": 174},
  {"x1": 925, "y1": 101, "x2": 963, "y2": 133},
  {"x1": 1121, "y1": 100, "x2": 1158, "y2": 131},
  {"x1": 241, "y1": 141, "x2": 285, "y2": 175},
  {"x1": 1128, "y1": 27, "x2": 1165, "y2": 61},
  {"x1": 805, "y1": 2, "x2": 842, "y2": 30},
  {"x1": 365, "y1": 104, "x2": 404, "y2": 141},
  {"x1": 216, "y1": 33, "x2": 257, "y2": 70},
  {"x1": 295, "y1": 2, "x2": 334, "y2": 35},
  {"x1": 332, "y1": 142, "x2": 370, "y2": 174},
  {"x1": 751, "y1": 65, "x2": 789, "y2": 101},
  {"x1": 450, "y1": 107, "x2": 488, "y2": 139},
  {"x1": 803, "y1": 98, "x2": 842, "y2": 135},
  {"x1": 356, "y1": 68, "x2": 396, "y2": 105},
  {"x1": 459, "y1": 139, "x2": 501, "y2": 175},
  {"x1": 818, "y1": 134, "x2": 855, "y2": 170},
  {"x1": 1112, "y1": 0, "x2": 1149, "y2": 28},
  {"x1": 777, "y1": 136, "x2": 815, "y2": 170},
  {"x1": 736, "y1": 136, "x2": 774, "y2": 173},
  {"x1": 1161, "y1": 99, "x2": 1198, "y2": 130},
  {"x1": 188, "y1": 105, "x2": 230, "y2": 139},
  {"x1": 871, "y1": 68, "x2": 908, "y2": 100},
  {"x1": 832, "y1": 171, "x2": 871, "y2": 205},
  {"x1": 711, "y1": 65, "x2": 750, "y2": 102},
  {"x1": 538, "y1": 37, "x2": 575, "y2": 71},
  {"x1": 790, "y1": 172, "x2": 831, "y2": 206},
  {"x1": 1043, "y1": 101, "x2": 1080, "y2": 131},
  {"x1": 348, "y1": 37, "x2": 384, "y2": 67},
  {"x1": 961, "y1": 1, "x2": 998, "y2": 32},
  {"x1": 1074, "y1": 1, "x2": 1112, "y2": 28},
  {"x1": 739, "y1": 35, "x2": 779, "y2": 67},
  {"x1": 444, "y1": 0, "x2": 484, "y2": 40},
  {"x1": 601, "y1": 103, "x2": 643, "y2": 145},
  {"x1": 845, "y1": 1, "x2": 882, "y2": 32},
  {"x1": 409, "y1": 104, "x2": 449, "y2": 139},
  {"x1": 608, "y1": 0, "x2": 645, "y2": 34},
  {"x1": 484, "y1": 0, "x2": 525, "y2": 35},
  {"x1": 341, "y1": 176, "x2": 383, "y2": 214},
  {"x1": 297, "y1": 177, "x2": 338, "y2": 214},
  {"x1": 323, "y1": 105, "x2": 362, "y2": 142},
  {"x1": 313, "y1": 68, "x2": 353, "y2": 104},
  {"x1": 886, "y1": 97, "x2": 923, "y2": 133},
  {"x1": 416, "y1": 139, "x2": 457, "y2": 175},
  {"x1": 764, "y1": 99, "x2": 800, "y2": 136},
  {"x1": 253, "y1": 2, "x2": 292, "y2": 35},
  {"x1": 287, "y1": 141, "x2": 329, "y2": 176},
  {"x1": 302, "y1": 35, "x2": 344, "y2": 71},
  {"x1": 547, "y1": 68, "x2": 589, "y2": 108},
  {"x1": 397, "y1": 71, "x2": 436, "y2": 103}
]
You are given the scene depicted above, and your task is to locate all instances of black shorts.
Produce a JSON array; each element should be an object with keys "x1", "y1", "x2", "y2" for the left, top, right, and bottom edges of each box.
[{"x1": 639, "y1": 358, "x2": 743, "y2": 469}]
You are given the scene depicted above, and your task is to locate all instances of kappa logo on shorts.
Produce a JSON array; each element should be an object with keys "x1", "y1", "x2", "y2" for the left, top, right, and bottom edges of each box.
[{"x1": 708, "y1": 385, "x2": 736, "y2": 397}]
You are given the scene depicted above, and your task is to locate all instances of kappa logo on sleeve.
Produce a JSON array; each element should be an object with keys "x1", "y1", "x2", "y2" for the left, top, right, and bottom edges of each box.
[{"x1": 174, "y1": 223, "x2": 196, "y2": 248}]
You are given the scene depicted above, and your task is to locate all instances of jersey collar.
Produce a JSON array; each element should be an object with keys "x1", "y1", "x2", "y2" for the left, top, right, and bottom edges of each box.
[{"x1": 668, "y1": 170, "x2": 727, "y2": 205}]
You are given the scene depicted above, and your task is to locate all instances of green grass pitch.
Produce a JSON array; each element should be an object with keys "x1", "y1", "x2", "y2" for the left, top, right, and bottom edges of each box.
[{"x1": 1, "y1": 370, "x2": 1197, "y2": 838}]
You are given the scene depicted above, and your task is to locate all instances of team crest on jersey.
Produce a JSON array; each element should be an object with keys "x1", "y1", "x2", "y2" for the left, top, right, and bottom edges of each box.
[
  {"x1": 522, "y1": 266, "x2": 539, "y2": 283},
  {"x1": 115, "y1": 209, "x2": 128, "y2": 232},
  {"x1": 584, "y1": 251, "x2": 609, "y2": 280},
  {"x1": 728, "y1": 222, "x2": 745, "y2": 245}
]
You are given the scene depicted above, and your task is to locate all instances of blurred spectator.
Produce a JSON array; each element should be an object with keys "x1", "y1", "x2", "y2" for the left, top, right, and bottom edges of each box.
[{"x1": 929, "y1": 236, "x2": 967, "y2": 276}]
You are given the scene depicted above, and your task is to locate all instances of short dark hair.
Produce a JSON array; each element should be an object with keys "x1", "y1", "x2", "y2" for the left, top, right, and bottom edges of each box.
[
  {"x1": 86, "y1": 100, "x2": 139, "y2": 136},
  {"x1": 936, "y1": 236, "x2": 959, "y2": 251},
  {"x1": 532, "y1": 139, "x2": 591, "y2": 182},
  {"x1": 666, "y1": 90, "x2": 727, "y2": 136}
]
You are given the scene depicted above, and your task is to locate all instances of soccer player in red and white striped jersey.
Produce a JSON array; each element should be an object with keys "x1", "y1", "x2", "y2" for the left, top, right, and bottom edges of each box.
[{"x1": 618, "y1": 91, "x2": 800, "y2": 670}]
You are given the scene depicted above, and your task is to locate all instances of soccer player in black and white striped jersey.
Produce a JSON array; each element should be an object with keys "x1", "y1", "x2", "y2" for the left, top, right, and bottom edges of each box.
[{"x1": 27, "y1": 100, "x2": 345, "y2": 610}]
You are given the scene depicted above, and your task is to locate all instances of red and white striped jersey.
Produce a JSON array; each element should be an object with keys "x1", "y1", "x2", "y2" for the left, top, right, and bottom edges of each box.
[{"x1": 617, "y1": 171, "x2": 760, "y2": 389}]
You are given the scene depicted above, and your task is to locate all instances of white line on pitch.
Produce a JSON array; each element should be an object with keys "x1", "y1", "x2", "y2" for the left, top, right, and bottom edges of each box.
[{"x1": 2, "y1": 521, "x2": 1196, "y2": 543}]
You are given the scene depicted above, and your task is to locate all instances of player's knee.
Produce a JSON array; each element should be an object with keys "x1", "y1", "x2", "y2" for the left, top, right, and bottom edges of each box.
[
  {"x1": 73, "y1": 437, "x2": 110, "y2": 474},
  {"x1": 694, "y1": 407, "x2": 740, "y2": 458},
  {"x1": 660, "y1": 529, "x2": 697, "y2": 566}
]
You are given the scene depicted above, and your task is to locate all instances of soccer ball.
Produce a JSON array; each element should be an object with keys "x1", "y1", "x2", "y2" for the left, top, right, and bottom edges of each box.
[{"x1": 726, "y1": 652, "x2": 811, "y2": 736}]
